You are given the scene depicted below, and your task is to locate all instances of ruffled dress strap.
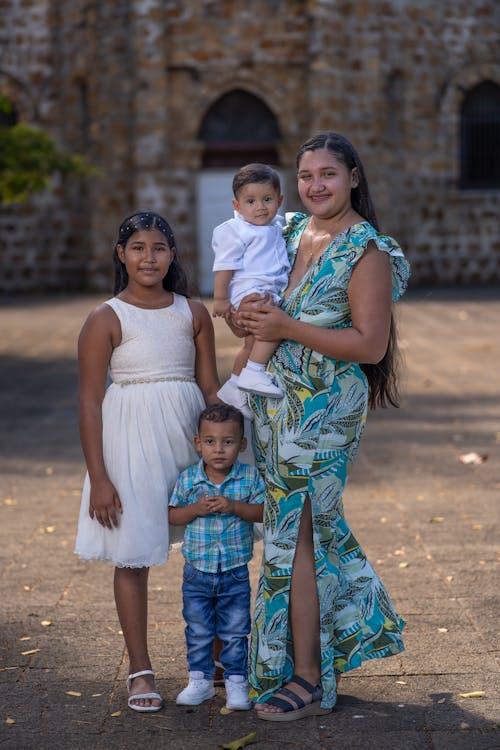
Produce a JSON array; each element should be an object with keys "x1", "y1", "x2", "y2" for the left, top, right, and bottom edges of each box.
[{"x1": 342, "y1": 222, "x2": 410, "y2": 302}]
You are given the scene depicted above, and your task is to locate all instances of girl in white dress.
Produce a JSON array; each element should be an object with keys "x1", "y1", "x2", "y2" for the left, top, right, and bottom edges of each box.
[{"x1": 75, "y1": 212, "x2": 220, "y2": 712}]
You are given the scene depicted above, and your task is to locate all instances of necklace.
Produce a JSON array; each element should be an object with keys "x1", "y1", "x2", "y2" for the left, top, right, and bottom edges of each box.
[{"x1": 300, "y1": 225, "x2": 333, "y2": 268}]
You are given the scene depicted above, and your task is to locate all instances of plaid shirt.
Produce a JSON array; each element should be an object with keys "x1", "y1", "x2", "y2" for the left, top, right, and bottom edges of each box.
[{"x1": 169, "y1": 459, "x2": 265, "y2": 573}]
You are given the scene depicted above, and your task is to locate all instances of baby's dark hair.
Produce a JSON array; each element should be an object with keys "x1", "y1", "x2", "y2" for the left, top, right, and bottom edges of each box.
[
  {"x1": 113, "y1": 211, "x2": 189, "y2": 296},
  {"x1": 198, "y1": 403, "x2": 244, "y2": 435},
  {"x1": 232, "y1": 163, "x2": 281, "y2": 198}
]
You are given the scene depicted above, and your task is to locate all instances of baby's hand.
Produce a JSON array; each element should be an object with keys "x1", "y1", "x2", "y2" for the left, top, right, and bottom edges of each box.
[{"x1": 212, "y1": 298, "x2": 232, "y2": 317}]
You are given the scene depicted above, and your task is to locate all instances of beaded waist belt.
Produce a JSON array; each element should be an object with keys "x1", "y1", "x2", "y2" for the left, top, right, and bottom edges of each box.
[{"x1": 116, "y1": 376, "x2": 196, "y2": 387}]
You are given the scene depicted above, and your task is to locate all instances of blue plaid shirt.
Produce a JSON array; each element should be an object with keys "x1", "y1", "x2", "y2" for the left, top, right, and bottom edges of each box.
[{"x1": 169, "y1": 459, "x2": 265, "y2": 573}]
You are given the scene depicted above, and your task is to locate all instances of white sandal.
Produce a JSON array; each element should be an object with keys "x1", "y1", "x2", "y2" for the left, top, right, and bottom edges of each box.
[{"x1": 127, "y1": 669, "x2": 164, "y2": 712}]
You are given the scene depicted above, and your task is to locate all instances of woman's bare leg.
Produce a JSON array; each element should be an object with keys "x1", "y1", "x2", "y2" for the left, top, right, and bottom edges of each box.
[
  {"x1": 114, "y1": 566, "x2": 161, "y2": 708},
  {"x1": 257, "y1": 497, "x2": 320, "y2": 713}
]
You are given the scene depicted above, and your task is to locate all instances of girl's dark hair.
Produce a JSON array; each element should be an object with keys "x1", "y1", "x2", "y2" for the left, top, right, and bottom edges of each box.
[
  {"x1": 297, "y1": 131, "x2": 399, "y2": 409},
  {"x1": 113, "y1": 211, "x2": 189, "y2": 296}
]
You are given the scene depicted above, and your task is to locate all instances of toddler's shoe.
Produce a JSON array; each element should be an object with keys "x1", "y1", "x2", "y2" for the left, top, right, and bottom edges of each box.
[
  {"x1": 237, "y1": 367, "x2": 284, "y2": 398},
  {"x1": 217, "y1": 379, "x2": 253, "y2": 419},
  {"x1": 176, "y1": 671, "x2": 215, "y2": 706},
  {"x1": 224, "y1": 674, "x2": 252, "y2": 711}
]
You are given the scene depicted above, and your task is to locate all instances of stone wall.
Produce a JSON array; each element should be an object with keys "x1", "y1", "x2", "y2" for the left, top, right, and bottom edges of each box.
[{"x1": 0, "y1": 0, "x2": 498, "y2": 292}]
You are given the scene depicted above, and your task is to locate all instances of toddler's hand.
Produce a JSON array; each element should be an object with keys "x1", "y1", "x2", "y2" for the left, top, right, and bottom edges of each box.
[{"x1": 207, "y1": 495, "x2": 234, "y2": 514}]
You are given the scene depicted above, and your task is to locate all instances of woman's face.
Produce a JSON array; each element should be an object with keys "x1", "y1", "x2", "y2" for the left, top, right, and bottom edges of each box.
[{"x1": 297, "y1": 148, "x2": 358, "y2": 220}]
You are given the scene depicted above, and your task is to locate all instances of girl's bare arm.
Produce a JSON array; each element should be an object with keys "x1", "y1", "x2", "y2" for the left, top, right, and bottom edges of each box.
[
  {"x1": 189, "y1": 299, "x2": 221, "y2": 404},
  {"x1": 78, "y1": 304, "x2": 123, "y2": 528}
]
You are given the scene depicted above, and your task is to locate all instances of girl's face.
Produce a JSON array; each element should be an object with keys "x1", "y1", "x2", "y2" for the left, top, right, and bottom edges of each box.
[
  {"x1": 117, "y1": 229, "x2": 174, "y2": 286},
  {"x1": 297, "y1": 148, "x2": 358, "y2": 220}
]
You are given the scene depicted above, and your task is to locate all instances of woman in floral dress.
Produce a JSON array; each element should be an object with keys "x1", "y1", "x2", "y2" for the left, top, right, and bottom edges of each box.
[{"x1": 236, "y1": 132, "x2": 410, "y2": 721}]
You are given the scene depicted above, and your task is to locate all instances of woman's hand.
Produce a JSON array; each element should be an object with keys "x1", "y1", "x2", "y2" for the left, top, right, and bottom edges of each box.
[
  {"x1": 89, "y1": 477, "x2": 123, "y2": 528},
  {"x1": 236, "y1": 299, "x2": 292, "y2": 342}
]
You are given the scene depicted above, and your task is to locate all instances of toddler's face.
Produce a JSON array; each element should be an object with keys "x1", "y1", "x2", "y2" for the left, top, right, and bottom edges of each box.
[
  {"x1": 195, "y1": 419, "x2": 245, "y2": 475},
  {"x1": 233, "y1": 182, "x2": 283, "y2": 226}
]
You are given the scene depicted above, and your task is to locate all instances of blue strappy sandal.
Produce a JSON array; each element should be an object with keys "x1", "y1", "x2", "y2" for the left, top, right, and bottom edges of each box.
[{"x1": 257, "y1": 674, "x2": 332, "y2": 722}]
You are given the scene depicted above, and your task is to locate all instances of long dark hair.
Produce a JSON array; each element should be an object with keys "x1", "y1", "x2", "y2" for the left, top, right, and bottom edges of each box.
[
  {"x1": 113, "y1": 211, "x2": 189, "y2": 296},
  {"x1": 297, "y1": 132, "x2": 400, "y2": 409}
]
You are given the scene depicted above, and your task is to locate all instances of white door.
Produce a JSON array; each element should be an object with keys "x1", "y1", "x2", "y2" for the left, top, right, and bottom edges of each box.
[
  {"x1": 196, "y1": 169, "x2": 288, "y2": 296},
  {"x1": 196, "y1": 170, "x2": 234, "y2": 296}
]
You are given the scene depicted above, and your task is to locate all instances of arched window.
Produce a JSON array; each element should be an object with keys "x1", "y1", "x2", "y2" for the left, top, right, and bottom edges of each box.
[
  {"x1": 460, "y1": 81, "x2": 500, "y2": 189},
  {"x1": 198, "y1": 89, "x2": 281, "y2": 167}
]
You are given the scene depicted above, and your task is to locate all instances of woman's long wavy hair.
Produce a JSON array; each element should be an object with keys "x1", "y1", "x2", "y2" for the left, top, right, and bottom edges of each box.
[
  {"x1": 113, "y1": 211, "x2": 189, "y2": 296},
  {"x1": 297, "y1": 132, "x2": 400, "y2": 409}
]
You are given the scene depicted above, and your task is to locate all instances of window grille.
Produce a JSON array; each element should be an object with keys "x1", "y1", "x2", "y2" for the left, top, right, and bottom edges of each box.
[{"x1": 460, "y1": 81, "x2": 500, "y2": 189}]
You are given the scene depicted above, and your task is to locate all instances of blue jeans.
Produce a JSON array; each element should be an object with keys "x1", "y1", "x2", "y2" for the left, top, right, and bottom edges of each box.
[{"x1": 182, "y1": 561, "x2": 251, "y2": 679}]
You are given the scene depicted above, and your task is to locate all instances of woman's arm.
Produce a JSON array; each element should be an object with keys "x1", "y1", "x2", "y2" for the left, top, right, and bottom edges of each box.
[
  {"x1": 237, "y1": 244, "x2": 392, "y2": 364},
  {"x1": 189, "y1": 299, "x2": 221, "y2": 403},
  {"x1": 78, "y1": 304, "x2": 123, "y2": 528}
]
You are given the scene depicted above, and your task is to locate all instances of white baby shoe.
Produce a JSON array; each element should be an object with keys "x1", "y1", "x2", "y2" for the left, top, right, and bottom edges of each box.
[
  {"x1": 237, "y1": 367, "x2": 284, "y2": 398},
  {"x1": 217, "y1": 379, "x2": 253, "y2": 419}
]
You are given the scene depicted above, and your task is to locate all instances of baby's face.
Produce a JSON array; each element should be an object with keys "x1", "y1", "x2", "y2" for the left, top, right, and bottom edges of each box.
[{"x1": 233, "y1": 182, "x2": 283, "y2": 226}]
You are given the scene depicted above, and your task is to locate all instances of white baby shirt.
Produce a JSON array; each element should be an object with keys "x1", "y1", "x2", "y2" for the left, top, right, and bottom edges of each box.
[{"x1": 212, "y1": 212, "x2": 290, "y2": 308}]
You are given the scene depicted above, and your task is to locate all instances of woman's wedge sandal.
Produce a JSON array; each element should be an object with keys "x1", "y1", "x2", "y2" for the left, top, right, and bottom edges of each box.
[
  {"x1": 257, "y1": 674, "x2": 332, "y2": 722},
  {"x1": 127, "y1": 669, "x2": 164, "y2": 712}
]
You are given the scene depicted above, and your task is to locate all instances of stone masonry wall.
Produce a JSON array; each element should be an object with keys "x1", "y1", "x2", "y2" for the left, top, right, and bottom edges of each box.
[{"x1": 0, "y1": 0, "x2": 498, "y2": 292}]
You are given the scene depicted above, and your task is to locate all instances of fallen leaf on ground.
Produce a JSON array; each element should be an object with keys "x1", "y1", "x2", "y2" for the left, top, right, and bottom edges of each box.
[
  {"x1": 65, "y1": 691, "x2": 82, "y2": 697},
  {"x1": 458, "y1": 452, "x2": 488, "y2": 465},
  {"x1": 459, "y1": 691, "x2": 485, "y2": 699},
  {"x1": 395, "y1": 680, "x2": 407, "y2": 685},
  {"x1": 21, "y1": 648, "x2": 40, "y2": 656},
  {"x1": 398, "y1": 562, "x2": 410, "y2": 568},
  {"x1": 5, "y1": 717, "x2": 15, "y2": 726},
  {"x1": 44, "y1": 526, "x2": 56, "y2": 533},
  {"x1": 3, "y1": 498, "x2": 17, "y2": 506},
  {"x1": 437, "y1": 627, "x2": 448, "y2": 633},
  {"x1": 437, "y1": 698, "x2": 446, "y2": 704},
  {"x1": 40, "y1": 620, "x2": 53, "y2": 627},
  {"x1": 110, "y1": 710, "x2": 122, "y2": 717},
  {"x1": 18, "y1": 636, "x2": 30, "y2": 641},
  {"x1": 430, "y1": 516, "x2": 444, "y2": 523},
  {"x1": 220, "y1": 706, "x2": 233, "y2": 714},
  {"x1": 219, "y1": 732, "x2": 257, "y2": 750},
  {"x1": 91, "y1": 693, "x2": 103, "y2": 697}
]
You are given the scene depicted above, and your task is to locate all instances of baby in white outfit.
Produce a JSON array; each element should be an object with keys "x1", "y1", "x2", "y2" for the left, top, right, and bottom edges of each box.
[{"x1": 212, "y1": 164, "x2": 290, "y2": 417}]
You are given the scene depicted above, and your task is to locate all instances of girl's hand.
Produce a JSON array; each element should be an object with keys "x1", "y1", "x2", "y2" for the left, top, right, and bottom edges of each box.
[
  {"x1": 89, "y1": 477, "x2": 123, "y2": 529},
  {"x1": 237, "y1": 300, "x2": 292, "y2": 342}
]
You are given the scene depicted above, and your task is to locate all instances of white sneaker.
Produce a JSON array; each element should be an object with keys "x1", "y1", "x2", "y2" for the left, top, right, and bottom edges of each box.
[
  {"x1": 217, "y1": 379, "x2": 254, "y2": 419},
  {"x1": 225, "y1": 675, "x2": 251, "y2": 711},
  {"x1": 237, "y1": 367, "x2": 284, "y2": 398},
  {"x1": 176, "y1": 671, "x2": 215, "y2": 706}
]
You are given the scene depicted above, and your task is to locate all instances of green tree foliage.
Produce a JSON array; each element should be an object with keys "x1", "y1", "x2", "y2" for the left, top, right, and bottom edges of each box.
[{"x1": 0, "y1": 95, "x2": 90, "y2": 205}]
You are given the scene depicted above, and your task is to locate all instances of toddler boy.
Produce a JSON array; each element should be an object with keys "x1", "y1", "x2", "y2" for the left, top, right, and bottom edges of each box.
[{"x1": 169, "y1": 403, "x2": 264, "y2": 710}]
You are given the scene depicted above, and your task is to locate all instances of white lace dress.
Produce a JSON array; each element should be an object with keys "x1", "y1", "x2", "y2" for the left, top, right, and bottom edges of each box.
[{"x1": 75, "y1": 294, "x2": 206, "y2": 568}]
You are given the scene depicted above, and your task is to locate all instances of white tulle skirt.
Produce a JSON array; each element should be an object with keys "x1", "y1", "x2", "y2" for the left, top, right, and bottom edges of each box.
[{"x1": 75, "y1": 380, "x2": 205, "y2": 568}]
